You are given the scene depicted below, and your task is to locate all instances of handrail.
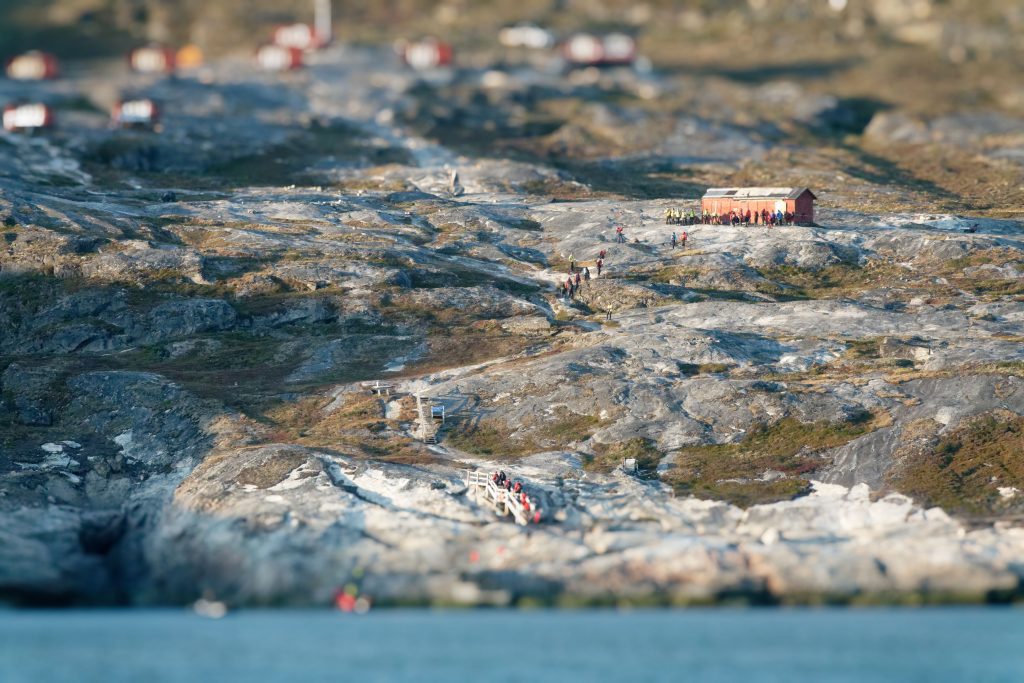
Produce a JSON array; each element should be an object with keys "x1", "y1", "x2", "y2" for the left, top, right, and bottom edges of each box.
[{"x1": 467, "y1": 470, "x2": 542, "y2": 526}]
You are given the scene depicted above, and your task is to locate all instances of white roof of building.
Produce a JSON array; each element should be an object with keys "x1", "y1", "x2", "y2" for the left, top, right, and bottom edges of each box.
[{"x1": 702, "y1": 187, "x2": 815, "y2": 200}]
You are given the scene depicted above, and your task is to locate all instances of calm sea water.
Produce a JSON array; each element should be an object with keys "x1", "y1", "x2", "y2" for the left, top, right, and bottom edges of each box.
[{"x1": 1, "y1": 608, "x2": 1022, "y2": 682}]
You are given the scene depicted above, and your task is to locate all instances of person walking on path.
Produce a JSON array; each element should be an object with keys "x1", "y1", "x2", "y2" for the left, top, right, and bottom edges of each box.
[
  {"x1": 681, "y1": 230, "x2": 688, "y2": 249},
  {"x1": 599, "y1": 249, "x2": 607, "y2": 260},
  {"x1": 583, "y1": 267, "x2": 591, "y2": 288},
  {"x1": 568, "y1": 253, "x2": 575, "y2": 273},
  {"x1": 574, "y1": 271, "x2": 581, "y2": 290},
  {"x1": 596, "y1": 258, "x2": 603, "y2": 276},
  {"x1": 615, "y1": 226, "x2": 625, "y2": 243},
  {"x1": 671, "y1": 231, "x2": 677, "y2": 249}
]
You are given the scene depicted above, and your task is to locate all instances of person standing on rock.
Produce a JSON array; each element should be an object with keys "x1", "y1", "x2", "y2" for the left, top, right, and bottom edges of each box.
[
  {"x1": 599, "y1": 249, "x2": 607, "y2": 261},
  {"x1": 681, "y1": 230, "x2": 688, "y2": 249},
  {"x1": 568, "y1": 253, "x2": 576, "y2": 273},
  {"x1": 596, "y1": 258, "x2": 603, "y2": 276},
  {"x1": 671, "y1": 231, "x2": 677, "y2": 249},
  {"x1": 574, "y1": 271, "x2": 582, "y2": 291},
  {"x1": 584, "y1": 267, "x2": 591, "y2": 288}
]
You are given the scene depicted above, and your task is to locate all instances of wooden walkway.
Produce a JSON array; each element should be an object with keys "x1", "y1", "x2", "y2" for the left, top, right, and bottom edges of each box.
[
  {"x1": 466, "y1": 471, "x2": 540, "y2": 526},
  {"x1": 415, "y1": 394, "x2": 443, "y2": 444}
]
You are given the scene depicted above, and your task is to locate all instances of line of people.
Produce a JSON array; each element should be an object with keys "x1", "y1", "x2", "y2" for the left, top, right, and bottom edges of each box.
[
  {"x1": 709, "y1": 208, "x2": 799, "y2": 227},
  {"x1": 491, "y1": 470, "x2": 542, "y2": 523},
  {"x1": 664, "y1": 208, "x2": 699, "y2": 225},
  {"x1": 665, "y1": 207, "x2": 802, "y2": 227}
]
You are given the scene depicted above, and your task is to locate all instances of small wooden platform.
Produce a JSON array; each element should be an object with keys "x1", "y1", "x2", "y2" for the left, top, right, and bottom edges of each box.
[
  {"x1": 466, "y1": 471, "x2": 540, "y2": 526},
  {"x1": 361, "y1": 380, "x2": 395, "y2": 396}
]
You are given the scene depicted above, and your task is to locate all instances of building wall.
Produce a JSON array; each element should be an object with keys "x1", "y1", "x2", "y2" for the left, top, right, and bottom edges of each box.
[
  {"x1": 701, "y1": 196, "x2": 815, "y2": 224},
  {"x1": 794, "y1": 195, "x2": 814, "y2": 224}
]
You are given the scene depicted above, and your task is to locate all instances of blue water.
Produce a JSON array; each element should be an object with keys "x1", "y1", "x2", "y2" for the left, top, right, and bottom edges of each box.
[{"x1": 1, "y1": 608, "x2": 1022, "y2": 682}]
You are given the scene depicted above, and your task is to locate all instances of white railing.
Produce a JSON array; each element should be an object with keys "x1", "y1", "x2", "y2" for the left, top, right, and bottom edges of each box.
[{"x1": 467, "y1": 471, "x2": 540, "y2": 526}]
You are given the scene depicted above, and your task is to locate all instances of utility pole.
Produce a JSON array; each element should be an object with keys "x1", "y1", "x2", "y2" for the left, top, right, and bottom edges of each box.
[{"x1": 315, "y1": 0, "x2": 333, "y2": 46}]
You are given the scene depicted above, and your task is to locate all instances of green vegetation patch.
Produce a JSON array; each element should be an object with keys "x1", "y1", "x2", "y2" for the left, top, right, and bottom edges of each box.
[
  {"x1": 678, "y1": 362, "x2": 734, "y2": 376},
  {"x1": 650, "y1": 266, "x2": 703, "y2": 285},
  {"x1": 586, "y1": 438, "x2": 662, "y2": 476},
  {"x1": 447, "y1": 408, "x2": 601, "y2": 458},
  {"x1": 263, "y1": 392, "x2": 436, "y2": 465},
  {"x1": 888, "y1": 411, "x2": 1024, "y2": 518},
  {"x1": 756, "y1": 263, "x2": 905, "y2": 300},
  {"x1": 844, "y1": 338, "x2": 882, "y2": 360},
  {"x1": 664, "y1": 411, "x2": 887, "y2": 507}
]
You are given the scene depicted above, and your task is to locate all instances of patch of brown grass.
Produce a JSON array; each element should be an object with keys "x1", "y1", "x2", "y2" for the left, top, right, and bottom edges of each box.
[
  {"x1": 888, "y1": 410, "x2": 1024, "y2": 518},
  {"x1": 446, "y1": 407, "x2": 602, "y2": 458},
  {"x1": 664, "y1": 410, "x2": 889, "y2": 507},
  {"x1": 236, "y1": 451, "x2": 308, "y2": 489}
]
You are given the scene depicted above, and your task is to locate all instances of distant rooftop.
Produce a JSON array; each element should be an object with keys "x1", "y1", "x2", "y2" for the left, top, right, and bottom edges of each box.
[{"x1": 703, "y1": 187, "x2": 815, "y2": 200}]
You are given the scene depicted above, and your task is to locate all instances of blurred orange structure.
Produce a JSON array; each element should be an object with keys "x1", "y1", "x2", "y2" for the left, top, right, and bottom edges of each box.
[{"x1": 175, "y1": 44, "x2": 204, "y2": 69}]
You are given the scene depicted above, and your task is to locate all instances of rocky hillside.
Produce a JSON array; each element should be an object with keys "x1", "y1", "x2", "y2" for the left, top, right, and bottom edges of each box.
[{"x1": 2, "y1": 16, "x2": 1024, "y2": 606}]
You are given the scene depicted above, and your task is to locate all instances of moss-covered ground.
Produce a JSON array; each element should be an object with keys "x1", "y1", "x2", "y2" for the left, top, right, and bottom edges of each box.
[{"x1": 664, "y1": 411, "x2": 890, "y2": 507}]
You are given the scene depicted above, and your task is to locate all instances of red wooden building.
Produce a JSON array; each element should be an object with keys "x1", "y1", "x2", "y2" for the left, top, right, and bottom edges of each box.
[{"x1": 701, "y1": 187, "x2": 816, "y2": 225}]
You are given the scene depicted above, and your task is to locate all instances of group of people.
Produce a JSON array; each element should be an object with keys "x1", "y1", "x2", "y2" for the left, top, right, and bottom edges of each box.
[
  {"x1": 670, "y1": 231, "x2": 688, "y2": 249},
  {"x1": 491, "y1": 470, "x2": 542, "y2": 524},
  {"x1": 664, "y1": 208, "x2": 699, "y2": 225},
  {"x1": 562, "y1": 268, "x2": 590, "y2": 299},
  {"x1": 664, "y1": 207, "x2": 802, "y2": 227},
  {"x1": 563, "y1": 249, "x2": 606, "y2": 300},
  {"x1": 709, "y1": 208, "x2": 800, "y2": 227}
]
